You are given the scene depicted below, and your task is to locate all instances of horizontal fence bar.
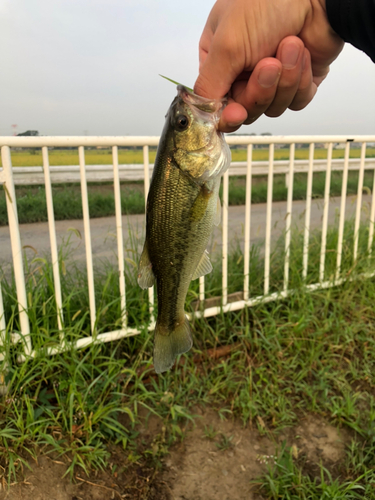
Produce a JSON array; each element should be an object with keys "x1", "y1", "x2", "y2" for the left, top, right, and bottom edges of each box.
[
  {"x1": 1, "y1": 135, "x2": 375, "y2": 148},
  {"x1": 189, "y1": 270, "x2": 375, "y2": 320},
  {"x1": 16, "y1": 324, "x2": 155, "y2": 362},
  {"x1": 7, "y1": 158, "x2": 375, "y2": 186}
]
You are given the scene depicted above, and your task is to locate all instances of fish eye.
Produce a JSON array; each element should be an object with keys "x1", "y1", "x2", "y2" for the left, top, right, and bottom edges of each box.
[{"x1": 175, "y1": 114, "x2": 189, "y2": 131}]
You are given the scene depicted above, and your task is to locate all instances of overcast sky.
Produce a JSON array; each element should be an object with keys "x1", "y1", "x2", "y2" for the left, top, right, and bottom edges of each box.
[{"x1": 1, "y1": 0, "x2": 374, "y2": 137}]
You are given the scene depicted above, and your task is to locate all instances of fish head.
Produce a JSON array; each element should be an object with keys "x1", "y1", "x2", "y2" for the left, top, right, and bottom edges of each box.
[{"x1": 166, "y1": 86, "x2": 231, "y2": 183}]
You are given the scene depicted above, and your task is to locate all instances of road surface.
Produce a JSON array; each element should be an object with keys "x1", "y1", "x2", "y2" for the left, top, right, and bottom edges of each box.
[{"x1": 0, "y1": 195, "x2": 372, "y2": 277}]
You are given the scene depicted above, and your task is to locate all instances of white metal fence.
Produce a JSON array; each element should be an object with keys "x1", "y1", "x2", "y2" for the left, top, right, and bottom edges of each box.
[{"x1": 1, "y1": 135, "x2": 375, "y2": 363}]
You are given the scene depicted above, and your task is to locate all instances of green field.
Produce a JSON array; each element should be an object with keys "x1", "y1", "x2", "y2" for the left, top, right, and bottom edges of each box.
[{"x1": 1, "y1": 146, "x2": 375, "y2": 167}]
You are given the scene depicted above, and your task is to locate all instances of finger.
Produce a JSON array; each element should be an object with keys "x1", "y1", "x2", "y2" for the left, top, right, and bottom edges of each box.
[
  {"x1": 194, "y1": 25, "x2": 244, "y2": 99},
  {"x1": 313, "y1": 71, "x2": 329, "y2": 87},
  {"x1": 264, "y1": 37, "x2": 304, "y2": 118},
  {"x1": 218, "y1": 59, "x2": 282, "y2": 131},
  {"x1": 218, "y1": 100, "x2": 248, "y2": 133},
  {"x1": 289, "y1": 48, "x2": 317, "y2": 111}
]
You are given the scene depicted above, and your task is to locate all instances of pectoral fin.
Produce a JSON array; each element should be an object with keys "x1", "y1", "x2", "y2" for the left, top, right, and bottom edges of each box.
[
  {"x1": 190, "y1": 184, "x2": 212, "y2": 222},
  {"x1": 192, "y1": 250, "x2": 213, "y2": 280},
  {"x1": 137, "y1": 242, "x2": 155, "y2": 289}
]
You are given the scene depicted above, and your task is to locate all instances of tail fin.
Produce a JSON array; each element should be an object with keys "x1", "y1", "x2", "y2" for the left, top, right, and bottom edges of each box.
[{"x1": 153, "y1": 317, "x2": 193, "y2": 374}]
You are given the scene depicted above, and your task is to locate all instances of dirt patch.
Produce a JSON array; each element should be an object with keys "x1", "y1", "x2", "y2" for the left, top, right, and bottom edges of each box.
[
  {"x1": 163, "y1": 409, "x2": 272, "y2": 500},
  {"x1": 290, "y1": 415, "x2": 350, "y2": 464},
  {"x1": 0, "y1": 447, "x2": 170, "y2": 500},
  {"x1": 0, "y1": 411, "x2": 352, "y2": 500},
  {"x1": 163, "y1": 411, "x2": 351, "y2": 500}
]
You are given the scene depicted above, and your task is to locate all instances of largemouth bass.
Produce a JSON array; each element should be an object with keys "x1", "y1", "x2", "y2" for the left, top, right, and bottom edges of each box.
[{"x1": 137, "y1": 85, "x2": 230, "y2": 373}]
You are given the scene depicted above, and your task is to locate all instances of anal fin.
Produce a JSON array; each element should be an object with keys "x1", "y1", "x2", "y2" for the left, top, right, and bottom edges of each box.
[
  {"x1": 137, "y1": 241, "x2": 155, "y2": 289},
  {"x1": 192, "y1": 250, "x2": 213, "y2": 280}
]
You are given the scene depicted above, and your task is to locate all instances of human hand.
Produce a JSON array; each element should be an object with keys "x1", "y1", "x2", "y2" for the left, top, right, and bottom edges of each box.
[{"x1": 194, "y1": 0, "x2": 344, "y2": 132}]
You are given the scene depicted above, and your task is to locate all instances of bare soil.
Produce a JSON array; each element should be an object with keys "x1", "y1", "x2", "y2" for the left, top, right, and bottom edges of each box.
[{"x1": 0, "y1": 410, "x2": 351, "y2": 500}]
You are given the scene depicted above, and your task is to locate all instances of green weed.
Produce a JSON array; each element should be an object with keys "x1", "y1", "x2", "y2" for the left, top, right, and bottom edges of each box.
[{"x1": 256, "y1": 442, "x2": 371, "y2": 499}]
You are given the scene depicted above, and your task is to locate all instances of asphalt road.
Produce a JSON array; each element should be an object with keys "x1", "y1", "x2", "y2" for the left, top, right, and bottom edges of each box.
[{"x1": 0, "y1": 195, "x2": 372, "y2": 277}]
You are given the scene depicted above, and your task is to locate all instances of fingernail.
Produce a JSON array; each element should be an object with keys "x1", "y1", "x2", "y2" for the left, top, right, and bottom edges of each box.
[
  {"x1": 258, "y1": 66, "x2": 280, "y2": 88},
  {"x1": 281, "y1": 43, "x2": 300, "y2": 68}
]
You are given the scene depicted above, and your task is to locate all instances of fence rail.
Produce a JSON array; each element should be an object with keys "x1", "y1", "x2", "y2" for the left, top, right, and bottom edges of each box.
[
  {"x1": 5, "y1": 158, "x2": 375, "y2": 185},
  {"x1": 1, "y1": 135, "x2": 375, "y2": 366}
]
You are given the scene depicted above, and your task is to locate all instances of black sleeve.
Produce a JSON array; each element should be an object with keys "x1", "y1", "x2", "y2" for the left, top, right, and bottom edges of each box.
[{"x1": 326, "y1": 0, "x2": 375, "y2": 62}]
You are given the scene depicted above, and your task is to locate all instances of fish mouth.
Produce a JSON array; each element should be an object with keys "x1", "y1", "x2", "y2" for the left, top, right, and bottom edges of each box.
[{"x1": 177, "y1": 85, "x2": 227, "y2": 120}]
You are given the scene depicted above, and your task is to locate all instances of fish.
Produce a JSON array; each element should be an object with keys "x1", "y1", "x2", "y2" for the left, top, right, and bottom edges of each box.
[{"x1": 137, "y1": 85, "x2": 231, "y2": 373}]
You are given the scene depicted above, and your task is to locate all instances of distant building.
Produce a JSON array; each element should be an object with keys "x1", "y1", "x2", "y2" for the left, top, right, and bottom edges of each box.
[{"x1": 17, "y1": 130, "x2": 39, "y2": 136}]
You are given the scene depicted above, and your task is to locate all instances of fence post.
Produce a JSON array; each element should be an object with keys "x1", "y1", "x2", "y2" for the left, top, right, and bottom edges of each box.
[
  {"x1": 143, "y1": 145, "x2": 155, "y2": 322},
  {"x1": 78, "y1": 146, "x2": 97, "y2": 336},
  {"x1": 1, "y1": 146, "x2": 31, "y2": 356},
  {"x1": 42, "y1": 147, "x2": 64, "y2": 335},
  {"x1": 0, "y1": 281, "x2": 8, "y2": 395}
]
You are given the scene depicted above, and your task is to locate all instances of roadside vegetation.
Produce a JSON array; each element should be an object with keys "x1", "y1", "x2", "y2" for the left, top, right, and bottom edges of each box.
[
  {"x1": 0, "y1": 221, "x2": 374, "y2": 497},
  {"x1": 1, "y1": 170, "x2": 375, "y2": 226}
]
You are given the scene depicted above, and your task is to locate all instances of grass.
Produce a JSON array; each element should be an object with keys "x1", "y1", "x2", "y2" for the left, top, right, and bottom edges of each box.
[
  {"x1": 1, "y1": 169, "x2": 375, "y2": 226},
  {"x1": 0, "y1": 183, "x2": 145, "y2": 225},
  {"x1": 256, "y1": 441, "x2": 374, "y2": 499},
  {"x1": 0, "y1": 217, "x2": 374, "y2": 496}
]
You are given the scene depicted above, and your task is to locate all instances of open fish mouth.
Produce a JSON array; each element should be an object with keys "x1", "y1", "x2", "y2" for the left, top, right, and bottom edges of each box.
[
  {"x1": 177, "y1": 85, "x2": 227, "y2": 122},
  {"x1": 169, "y1": 84, "x2": 231, "y2": 183}
]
